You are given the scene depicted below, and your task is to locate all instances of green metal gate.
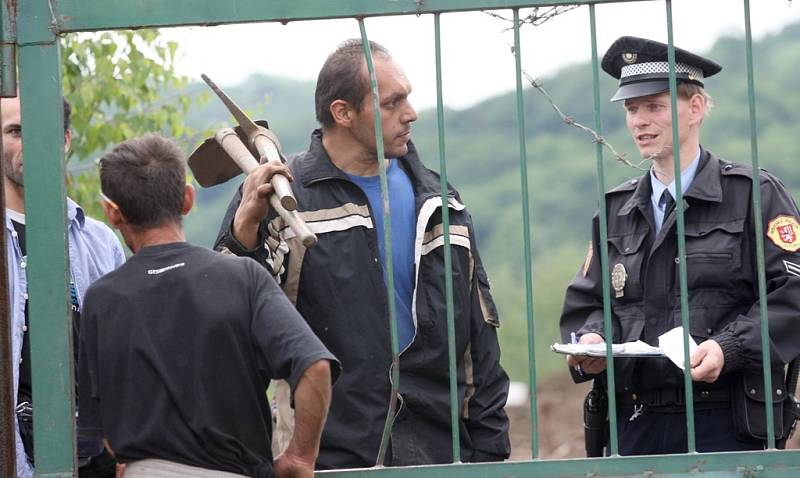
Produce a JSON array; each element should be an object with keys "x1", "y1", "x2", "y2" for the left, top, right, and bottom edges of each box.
[{"x1": 3, "y1": 0, "x2": 800, "y2": 477}]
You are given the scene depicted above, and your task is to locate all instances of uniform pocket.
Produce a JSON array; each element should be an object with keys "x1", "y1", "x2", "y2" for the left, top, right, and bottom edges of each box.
[
  {"x1": 680, "y1": 219, "x2": 744, "y2": 290},
  {"x1": 607, "y1": 231, "x2": 648, "y2": 303}
]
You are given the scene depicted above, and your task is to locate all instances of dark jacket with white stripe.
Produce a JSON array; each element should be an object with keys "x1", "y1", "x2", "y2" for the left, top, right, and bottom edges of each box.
[
  {"x1": 560, "y1": 149, "x2": 800, "y2": 438},
  {"x1": 215, "y1": 129, "x2": 510, "y2": 468}
]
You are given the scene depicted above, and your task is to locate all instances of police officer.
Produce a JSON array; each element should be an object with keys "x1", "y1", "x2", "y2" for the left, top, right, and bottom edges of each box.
[{"x1": 560, "y1": 36, "x2": 800, "y2": 455}]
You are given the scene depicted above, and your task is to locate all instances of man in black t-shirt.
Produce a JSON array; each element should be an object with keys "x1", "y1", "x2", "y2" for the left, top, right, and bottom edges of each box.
[{"x1": 79, "y1": 134, "x2": 338, "y2": 478}]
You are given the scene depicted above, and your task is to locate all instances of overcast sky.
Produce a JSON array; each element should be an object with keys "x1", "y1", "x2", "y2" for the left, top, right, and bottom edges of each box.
[{"x1": 163, "y1": 0, "x2": 799, "y2": 110}]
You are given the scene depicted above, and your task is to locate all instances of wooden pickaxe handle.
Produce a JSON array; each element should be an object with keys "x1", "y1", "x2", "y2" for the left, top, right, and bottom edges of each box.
[
  {"x1": 215, "y1": 128, "x2": 317, "y2": 248},
  {"x1": 201, "y1": 73, "x2": 298, "y2": 211},
  {"x1": 251, "y1": 129, "x2": 297, "y2": 211}
]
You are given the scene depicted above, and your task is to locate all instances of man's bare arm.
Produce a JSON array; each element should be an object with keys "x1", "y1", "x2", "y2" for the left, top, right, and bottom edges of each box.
[{"x1": 273, "y1": 360, "x2": 332, "y2": 478}]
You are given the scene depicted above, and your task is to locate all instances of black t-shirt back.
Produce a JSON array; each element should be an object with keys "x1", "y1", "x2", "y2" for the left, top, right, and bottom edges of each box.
[{"x1": 78, "y1": 242, "x2": 338, "y2": 477}]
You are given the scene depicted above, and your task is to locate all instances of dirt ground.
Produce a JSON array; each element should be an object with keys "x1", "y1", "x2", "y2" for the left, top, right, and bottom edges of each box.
[{"x1": 507, "y1": 373, "x2": 800, "y2": 460}]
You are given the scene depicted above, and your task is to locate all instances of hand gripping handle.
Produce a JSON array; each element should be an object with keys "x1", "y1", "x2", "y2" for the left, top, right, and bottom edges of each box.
[{"x1": 215, "y1": 129, "x2": 317, "y2": 247}]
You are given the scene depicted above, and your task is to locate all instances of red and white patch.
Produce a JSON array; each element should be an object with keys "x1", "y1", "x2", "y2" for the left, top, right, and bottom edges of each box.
[{"x1": 767, "y1": 215, "x2": 800, "y2": 252}]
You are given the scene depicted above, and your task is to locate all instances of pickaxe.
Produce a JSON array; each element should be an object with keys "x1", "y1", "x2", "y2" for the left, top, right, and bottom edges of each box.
[{"x1": 188, "y1": 75, "x2": 317, "y2": 247}]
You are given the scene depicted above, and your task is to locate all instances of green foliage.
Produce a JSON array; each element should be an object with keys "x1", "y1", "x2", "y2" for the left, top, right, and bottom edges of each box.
[{"x1": 61, "y1": 30, "x2": 204, "y2": 220}]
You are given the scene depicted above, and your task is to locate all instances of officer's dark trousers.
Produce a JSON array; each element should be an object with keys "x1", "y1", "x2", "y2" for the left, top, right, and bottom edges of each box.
[{"x1": 616, "y1": 407, "x2": 764, "y2": 455}]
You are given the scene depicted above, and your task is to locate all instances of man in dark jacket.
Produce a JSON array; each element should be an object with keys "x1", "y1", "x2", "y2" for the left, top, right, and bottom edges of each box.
[
  {"x1": 215, "y1": 39, "x2": 510, "y2": 468},
  {"x1": 80, "y1": 134, "x2": 338, "y2": 478},
  {"x1": 561, "y1": 36, "x2": 800, "y2": 455}
]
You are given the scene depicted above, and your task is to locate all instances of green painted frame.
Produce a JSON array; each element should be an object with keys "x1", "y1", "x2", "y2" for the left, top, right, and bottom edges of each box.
[{"x1": 2, "y1": 1, "x2": 795, "y2": 476}]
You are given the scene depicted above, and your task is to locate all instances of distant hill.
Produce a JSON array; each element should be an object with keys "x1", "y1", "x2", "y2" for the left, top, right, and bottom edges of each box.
[{"x1": 183, "y1": 22, "x2": 800, "y2": 381}]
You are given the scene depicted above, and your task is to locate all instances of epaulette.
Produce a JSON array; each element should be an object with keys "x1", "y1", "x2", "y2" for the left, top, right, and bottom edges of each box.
[
  {"x1": 719, "y1": 159, "x2": 754, "y2": 179},
  {"x1": 607, "y1": 177, "x2": 641, "y2": 195}
]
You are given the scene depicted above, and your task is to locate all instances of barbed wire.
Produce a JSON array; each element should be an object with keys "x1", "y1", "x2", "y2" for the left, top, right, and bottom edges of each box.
[
  {"x1": 483, "y1": 7, "x2": 649, "y2": 171},
  {"x1": 518, "y1": 68, "x2": 649, "y2": 171},
  {"x1": 482, "y1": 6, "x2": 581, "y2": 30}
]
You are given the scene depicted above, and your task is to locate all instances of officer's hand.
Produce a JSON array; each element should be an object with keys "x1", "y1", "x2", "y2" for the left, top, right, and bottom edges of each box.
[
  {"x1": 567, "y1": 333, "x2": 607, "y2": 374},
  {"x1": 690, "y1": 339, "x2": 724, "y2": 383},
  {"x1": 273, "y1": 451, "x2": 314, "y2": 478},
  {"x1": 233, "y1": 162, "x2": 293, "y2": 249}
]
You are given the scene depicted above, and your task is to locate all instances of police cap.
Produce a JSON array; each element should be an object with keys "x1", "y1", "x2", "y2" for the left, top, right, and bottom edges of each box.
[{"x1": 601, "y1": 36, "x2": 722, "y2": 102}]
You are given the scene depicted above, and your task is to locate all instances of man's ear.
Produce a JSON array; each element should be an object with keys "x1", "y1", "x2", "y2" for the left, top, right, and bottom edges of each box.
[
  {"x1": 101, "y1": 200, "x2": 124, "y2": 230},
  {"x1": 182, "y1": 184, "x2": 195, "y2": 216},
  {"x1": 64, "y1": 129, "x2": 71, "y2": 155},
  {"x1": 688, "y1": 93, "x2": 706, "y2": 126},
  {"x1": 329, "y1": 99, "x2": 355, "y2": 127}
]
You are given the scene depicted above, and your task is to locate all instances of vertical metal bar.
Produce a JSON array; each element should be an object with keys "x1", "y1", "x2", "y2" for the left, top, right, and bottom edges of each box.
[
  {"x1": 358, "y1": 19, "x2": 400, "y2": 467},
  {"x1": 17, "y1": 0, "x2": 76, "y2": 474},
  {"x1": 589, "y1": 4, "x2": 618, "y2": 457},
  {"x1": 0, "y1": 0, "x2": 16, "y2": 97},
  {"x1": 0, "y1": 3, "x2": 16, "y2": 475},
  {"x1": 743, "y1": 0, "x2": 775, "y2": 450},
  {"x1": 0, "y1": 66, "x2": 16, "y2": 478},
  {"x1": 512, "y1": 8, "x2": 538, "y2": 459},
  {"x1": 433, "y1": 12, "x2": 461, "y2": 464},
  {"x1": 664, "y1": 0, "x2": 696, "y2": 453}
]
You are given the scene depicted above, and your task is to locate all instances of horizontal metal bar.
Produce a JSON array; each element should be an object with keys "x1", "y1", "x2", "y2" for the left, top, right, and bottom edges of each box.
[
  {"x1": 318, "y1": 450, "x2": 800, "y2": 478},
  {"x1": 53, "y1": 0, "x2": 655, "y2": 32}
]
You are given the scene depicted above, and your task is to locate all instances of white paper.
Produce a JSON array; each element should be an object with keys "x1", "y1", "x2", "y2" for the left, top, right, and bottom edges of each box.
[
  {"x1": 551, "y1": 340, "x2": 663, "y2": 357},
  {"x1": 658, "y1": 326, "x2": 698, "y2": 370}
]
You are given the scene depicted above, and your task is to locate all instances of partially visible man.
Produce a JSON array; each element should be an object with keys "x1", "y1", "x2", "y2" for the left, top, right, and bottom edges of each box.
[
  {"x1": 560, "y1": 36, "x2": 800, "y2": 455},
  {"x1": 215, "y1": 39, "x2": 510, "y2": 468},
  {"x1": 79, "y1": 134, "x2": 339, "y2": 478},
  {"x1": 2, "y1": 95, "x2": 125, "y2": 477}
]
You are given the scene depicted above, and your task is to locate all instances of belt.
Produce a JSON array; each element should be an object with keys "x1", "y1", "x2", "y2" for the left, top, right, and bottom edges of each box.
[{"x1": 617, "y1": 387, "x2": 730, "y2": 408}]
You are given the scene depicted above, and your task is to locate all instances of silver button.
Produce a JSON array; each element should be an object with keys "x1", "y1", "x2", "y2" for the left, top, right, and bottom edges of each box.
[
  {"x1": 11, "y1": 231, "x2": 17, "y2": 237},
  {"x1": 20, "y1": 262, "x2": 26, "y2": 269},
  {"x1": 23, "y1": 293, "x2": 28, "y2": 300},
  {"x1": 707, "y1": 328, "x2": 713, "y2": 335},
  {"x1": 22, "y1": 325, "x2": 27, "y2": 332},
  {"x1": 19, "y1": 358, "x2": 22, "y2": 364},
  {"x1": 777, "y1": 389, "x2": 783, "y2": 396},
  {"x1": 750, "y1": 389, "x2": 757, "y2": 395}
]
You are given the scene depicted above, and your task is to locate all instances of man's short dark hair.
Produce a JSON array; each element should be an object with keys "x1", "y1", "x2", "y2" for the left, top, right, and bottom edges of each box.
[
  {"x1": 314, "y1": 39, "x2": 390, "y2": 127},
  {"x1": 99, "y1": 134, "x2": 185, "y2": 229},
  {"x1": 62, "y1": 96, "x2": 71, "y2": 135}
]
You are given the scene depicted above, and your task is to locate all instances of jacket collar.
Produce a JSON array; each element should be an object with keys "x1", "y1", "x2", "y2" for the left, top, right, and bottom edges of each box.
[
  {"x1": 617, "y1": 146, "x2": 722, "y2": 216},
  {"x1": 297, "y1": 129, "x2": 447, "y2": 199},
  {"x1": 297, "y1": 129, "x2": 349, "y2": 187}
]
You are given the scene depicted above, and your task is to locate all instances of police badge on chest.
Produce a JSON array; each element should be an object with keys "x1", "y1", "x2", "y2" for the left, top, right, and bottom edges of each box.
[{"x1": 612, "y1": 263, "x2": 628, "y2": 298}]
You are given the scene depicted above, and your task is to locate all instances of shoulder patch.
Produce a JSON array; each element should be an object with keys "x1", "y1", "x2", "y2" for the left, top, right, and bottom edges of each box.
[{"x1": 767, "y1": 215, "x2": 800, "y2": 252}]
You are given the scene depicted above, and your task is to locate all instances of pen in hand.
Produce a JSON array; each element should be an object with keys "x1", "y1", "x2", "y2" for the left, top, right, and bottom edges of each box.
[{"x1": 571, "y1": 332, "x2": 584, "y2": 377}]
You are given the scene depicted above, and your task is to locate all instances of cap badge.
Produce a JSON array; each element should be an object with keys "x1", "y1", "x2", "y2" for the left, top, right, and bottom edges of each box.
[{"x1": 622, "y1": 52, "x2": 637, "y2": 64}]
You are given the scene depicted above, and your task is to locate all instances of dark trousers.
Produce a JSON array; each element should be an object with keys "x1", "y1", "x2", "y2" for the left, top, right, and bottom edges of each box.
[{"x1": 616, "y1": 407, "x2": 764, "y2": 455}]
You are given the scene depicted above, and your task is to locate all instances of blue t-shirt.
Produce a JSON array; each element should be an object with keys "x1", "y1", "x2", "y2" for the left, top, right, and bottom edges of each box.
[{"x1": 346, "y1": 160, "x2": 416, "y2": 350}]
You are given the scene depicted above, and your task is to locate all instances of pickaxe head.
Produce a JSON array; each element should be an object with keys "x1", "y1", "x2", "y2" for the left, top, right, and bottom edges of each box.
[{"x1": 188, "y1": 120, "x2": 271, "y2": 187}]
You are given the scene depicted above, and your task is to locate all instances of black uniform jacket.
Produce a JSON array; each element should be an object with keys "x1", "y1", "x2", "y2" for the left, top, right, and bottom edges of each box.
[
  {"x1": 215, "y1": 129, "x2": 510, "y2": 468},
  {"x1": 561, "y1": 148, "x2": 800, "y2": 395}
]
